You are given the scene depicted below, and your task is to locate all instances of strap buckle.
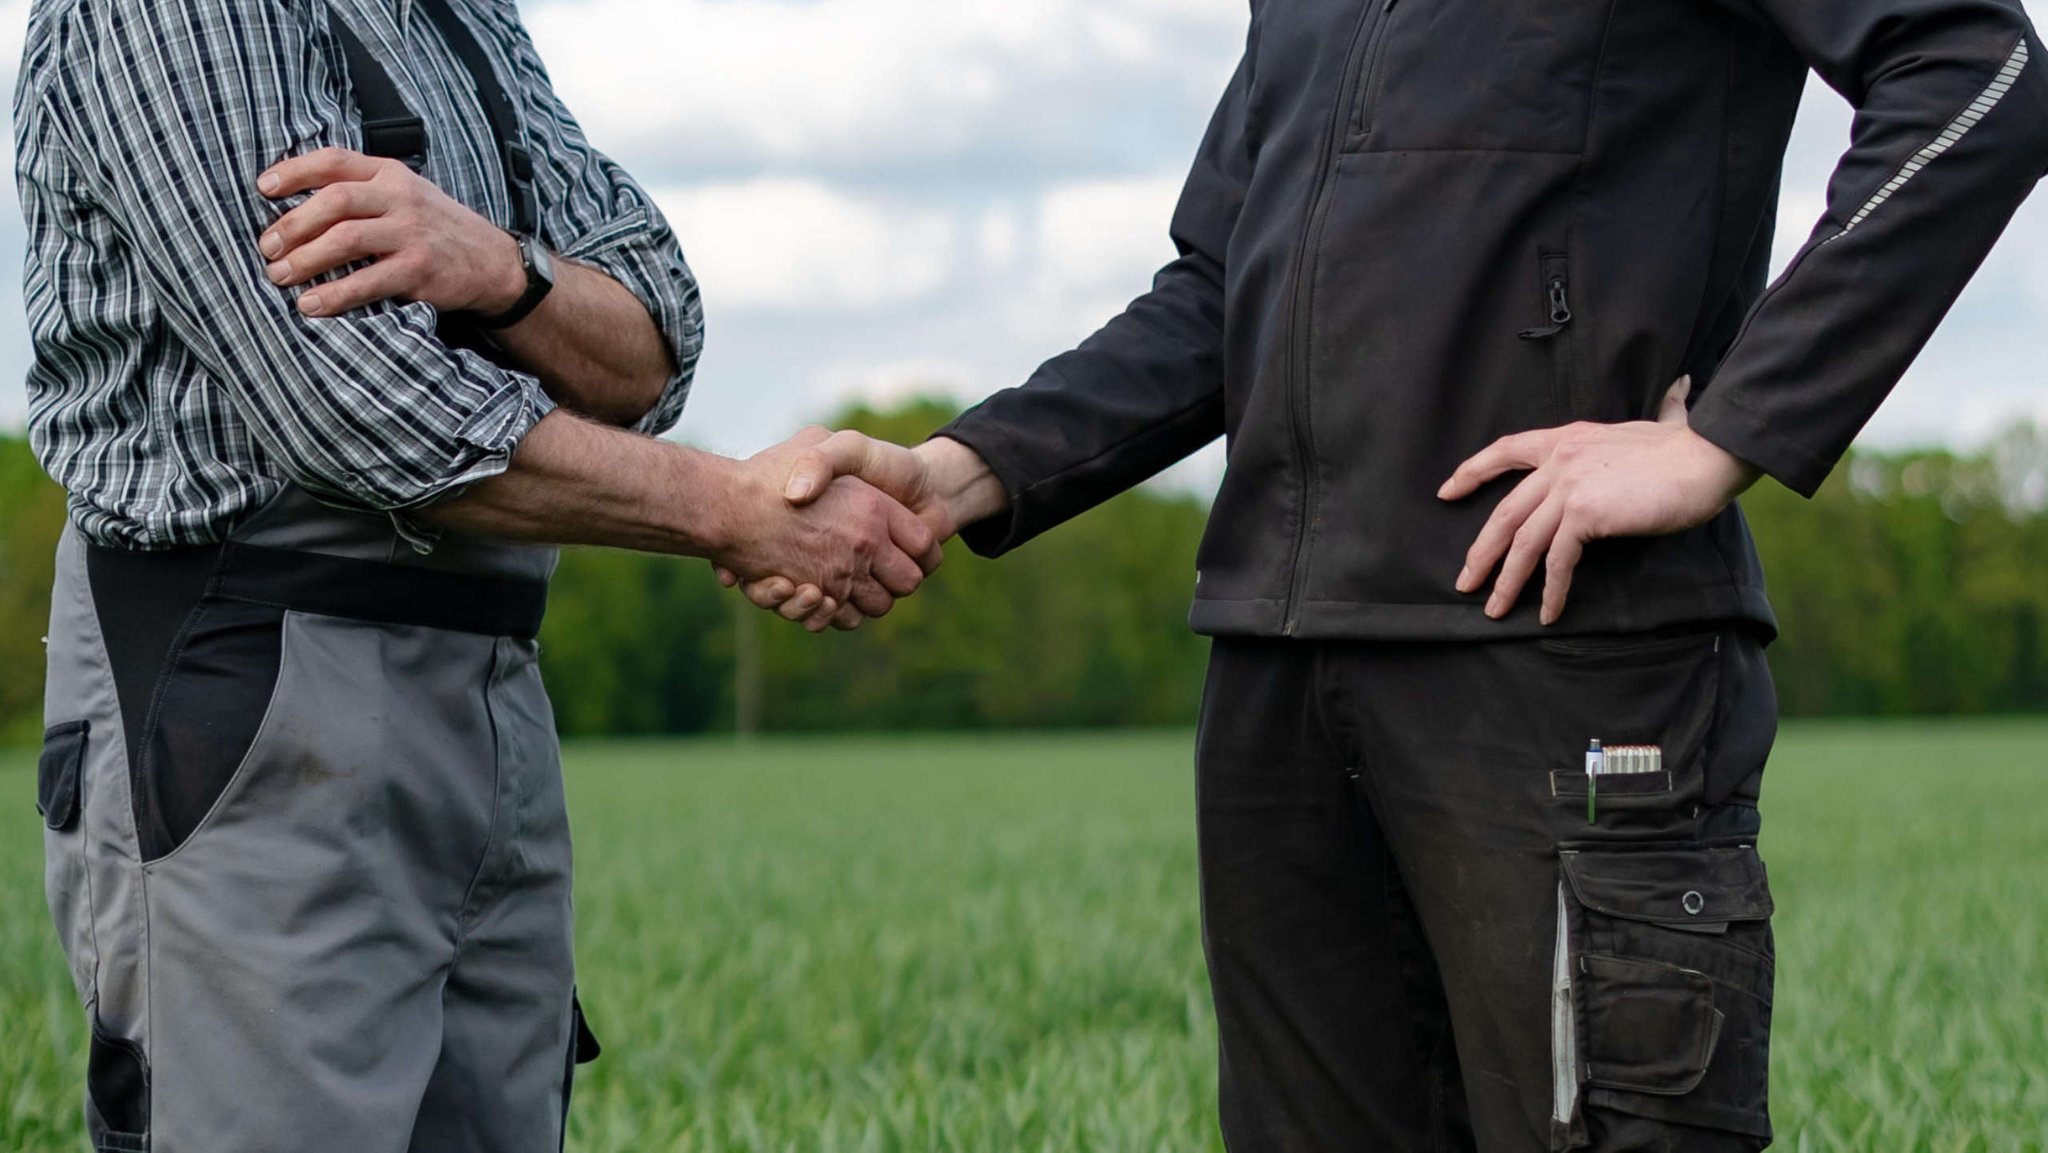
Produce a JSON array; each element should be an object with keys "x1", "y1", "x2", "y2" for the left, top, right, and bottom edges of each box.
[{"x1": 362, "y1": 116, "x2": 430, "y2": 172}]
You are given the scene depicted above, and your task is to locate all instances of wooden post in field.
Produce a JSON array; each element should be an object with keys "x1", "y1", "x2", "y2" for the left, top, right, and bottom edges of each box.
[{"x1": 734, "y1": 594, "x2": 761, "y2": 739}]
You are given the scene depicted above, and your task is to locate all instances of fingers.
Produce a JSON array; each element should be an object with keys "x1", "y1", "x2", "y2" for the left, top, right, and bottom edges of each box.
[
  {"x1": 801, "y1": 598, "x2": 841, "y2": 632},
  {"x1": 263, "y1": 181, "x2": 395, "y2": 262},
  {"x1": 744, "y1": 577, "x2": 797, "y2": 611},
  {"x1": 267, "y1": 219, "x2": 399, "y2": 287},
  {"x1": 1541, "y1": 531, "x2": 1587, "y2": 626},
  {"x1": 715, "y1": 566, "x2": 739, "y2": 588},
  {"x1": 829, "y1": 604, "x2": 865, "y2": 631},
  {"x1": 845, "y1": 572, "x2": 901, "y2": 619},
  {"x1": 886, "y1": 499, "x2": 943, "y2": 576},
  {"x1": 293, "y1": 259, "x2": 418, "y2": 317},
  {"x1": 1456, "y1": 471, "x2": 1551, "y2": 594},
  {"x1": 868, "y1": 540, "x2": 927, "y2": 599},
  {"x1": 1486, "y1": 496, "x2": 1566, "y2": 619},
  {"x1": 259, "y1": 147, "x2": 387, "y2": 199},
  {"x1": 1657, "y1": 375, "x2": 1693, "y2": 427},
  {"x1": 776, "y1": 584, "x2": 830, "y2": 623},
  {"x1": 744, "y1": 577, "x2": 844, "y2": 632},
  {"x1": 1438, "y1": 428, "x2": 1562, "y2": 501}
]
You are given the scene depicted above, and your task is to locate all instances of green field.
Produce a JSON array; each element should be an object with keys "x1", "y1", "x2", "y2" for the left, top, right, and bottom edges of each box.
[{"x1": 5, "y1": 722, "x2": 2047, "y2": 1151}]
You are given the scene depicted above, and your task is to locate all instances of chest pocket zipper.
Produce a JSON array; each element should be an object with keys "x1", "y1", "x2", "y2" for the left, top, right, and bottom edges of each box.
[{"x1": 1350, "y1": 0, "x2": 1404, "y2": 143}]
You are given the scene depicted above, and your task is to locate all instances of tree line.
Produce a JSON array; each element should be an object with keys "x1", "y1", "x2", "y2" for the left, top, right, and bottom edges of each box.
[{"x1": 2, "y1": 401, "x2": 2044, "y2": 741}]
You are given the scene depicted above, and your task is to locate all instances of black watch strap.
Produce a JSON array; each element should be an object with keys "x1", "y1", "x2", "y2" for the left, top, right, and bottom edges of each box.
[{"x1": 477, "y1": 234, "x2": 554, "y2": 330}]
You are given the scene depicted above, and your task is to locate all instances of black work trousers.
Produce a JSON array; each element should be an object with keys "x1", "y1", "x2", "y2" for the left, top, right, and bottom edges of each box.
[{"x1": 1197, "y1": 628, "x2": 1779, "y2": 1152}]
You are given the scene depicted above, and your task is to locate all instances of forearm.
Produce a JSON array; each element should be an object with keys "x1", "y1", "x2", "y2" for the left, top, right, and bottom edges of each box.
[
  {"x1": 486, "y1": 258, "x2": 676, "y2": 428},
  {"x1": 422, "y1": 409, "x2": 733, "y2": 555}
]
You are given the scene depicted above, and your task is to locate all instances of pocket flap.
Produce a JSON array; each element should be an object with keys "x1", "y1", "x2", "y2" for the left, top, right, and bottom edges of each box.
[
  {"x1": 1562, "y1": 846, "x2": 1771, "y2": 927},
  {"x1": 38, "y1": 721, "x2": 89, "y2": 832}
]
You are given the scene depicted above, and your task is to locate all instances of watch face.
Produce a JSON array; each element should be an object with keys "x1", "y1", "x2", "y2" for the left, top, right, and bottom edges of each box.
[{"x1": 527, "y1": 238, "x2": 556, "y2": 287}]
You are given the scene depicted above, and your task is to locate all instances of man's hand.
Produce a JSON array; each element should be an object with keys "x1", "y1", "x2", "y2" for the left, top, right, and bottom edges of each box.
[
  {"x1": 718, "y1": 433, "x2": 1007, "y2": 631},
  {"x1": 257, "y1": 148, "x2": 525, "y2": 319},
  {"x1": 1438, "y1": 377, "x2": 1761, "y2": 626},
  {"x1": 710, "y1": 429, "x2": 946, "y2": 631}
]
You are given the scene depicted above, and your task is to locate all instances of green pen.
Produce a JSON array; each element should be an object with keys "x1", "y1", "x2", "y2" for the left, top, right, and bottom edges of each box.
[{"x1": 1585, "y1": 739, "x2": 1603, "y2": 825}]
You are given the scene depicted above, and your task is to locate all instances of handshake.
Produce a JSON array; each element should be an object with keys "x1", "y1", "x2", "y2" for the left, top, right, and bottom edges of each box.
[{"x1": 708, "y1": 429, "x2": 1008, "y2": 632}]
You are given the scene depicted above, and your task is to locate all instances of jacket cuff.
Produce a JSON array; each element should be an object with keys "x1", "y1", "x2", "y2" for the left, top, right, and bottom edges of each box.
[{"x1": 1688, "y1": 391, "x2": 1835, "y2": 499}]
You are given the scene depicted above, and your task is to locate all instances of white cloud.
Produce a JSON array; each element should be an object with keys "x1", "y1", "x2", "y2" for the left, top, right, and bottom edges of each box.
[
  {"x1": 1036, "y1": 176, "x2": 1182, "y2": 292},
  {"x1": 524, "y1": 0, "x2": 1242, "y2": 175},
  {"x1": 653, "y1": 179, "x2": 957, "y2": 310}
]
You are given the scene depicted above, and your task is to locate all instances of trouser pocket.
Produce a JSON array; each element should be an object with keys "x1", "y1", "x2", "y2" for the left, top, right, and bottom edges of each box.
[
  {"x1": 88, "y1": 1011, "x2": 150, "y2": 1152},
  {"x1": 132, "y1": 598, "x2": 286, "y2": 863},
  {"x1": 41, "y1": 721, "x2": 97, "y2": 1002},
  {"x1": 1553, "y1": 844, "x2": 1774, "y2": 1146},
  {"x1": 39, "y1": 721, "x2": 89, "y2": 830},
  {"x1": 559, "y1": 993, "x2": 602, "y2": 1151}
]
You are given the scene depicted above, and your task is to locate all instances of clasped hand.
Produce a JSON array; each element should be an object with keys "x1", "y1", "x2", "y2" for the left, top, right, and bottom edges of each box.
[{"x1": 709, "y1": 429, "x2": 945, "y2": 630}]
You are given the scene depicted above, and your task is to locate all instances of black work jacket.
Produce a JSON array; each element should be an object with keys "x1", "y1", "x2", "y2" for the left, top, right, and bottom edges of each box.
[{"x1": 943, "y1": 0, "x2": 2048, "y2": 640}]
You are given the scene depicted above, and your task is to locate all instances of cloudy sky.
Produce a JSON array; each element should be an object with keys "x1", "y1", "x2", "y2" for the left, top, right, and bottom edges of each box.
[{"x1": 1, "y1": 0, "x2": 2043, "y2": 487}]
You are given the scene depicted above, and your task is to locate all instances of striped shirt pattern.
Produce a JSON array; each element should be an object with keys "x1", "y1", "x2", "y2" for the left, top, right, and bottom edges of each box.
[{"x1": 14, "y1": 0, "x2": 704, "y2": 550}]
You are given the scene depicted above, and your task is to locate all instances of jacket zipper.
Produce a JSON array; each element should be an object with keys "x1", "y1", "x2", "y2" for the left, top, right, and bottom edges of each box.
[{"x1": 1281, "y1": 0, "x2": 1397, "y2": 636}]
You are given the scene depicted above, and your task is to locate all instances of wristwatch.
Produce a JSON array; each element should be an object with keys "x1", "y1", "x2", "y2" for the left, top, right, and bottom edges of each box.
[{"x1": 476, "y1": 232, "x2": 556, "y2": 330}]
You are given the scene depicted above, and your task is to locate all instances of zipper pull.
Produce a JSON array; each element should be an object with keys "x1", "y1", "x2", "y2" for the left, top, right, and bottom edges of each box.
[{"x1": 1518, "y1": 278, "x2": 1574, "y2": 341}]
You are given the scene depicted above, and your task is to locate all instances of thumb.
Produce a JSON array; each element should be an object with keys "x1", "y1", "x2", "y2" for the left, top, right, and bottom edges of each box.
[
  {"x1": 783, "y1": 431, "x2": 873, "y2": 505},
  {"x1": 1657, "y1": 375, "x2": 1693, "y2": 427}
]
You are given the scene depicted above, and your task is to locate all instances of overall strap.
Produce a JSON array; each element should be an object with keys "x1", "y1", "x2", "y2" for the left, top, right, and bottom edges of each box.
[
  {"x1": 414, "y1": 0, "x2": 540, "y2": 235},
  {"x1": 329, "y1": 17, "x2": 429, "y2": 170},
  {"x1": 327, "y1": 1, "x2": 539, "y2": 234}
]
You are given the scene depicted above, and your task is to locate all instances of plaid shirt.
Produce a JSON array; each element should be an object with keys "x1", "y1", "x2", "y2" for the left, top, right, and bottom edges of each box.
[{"x1": 14, "y1": 0, "x2": 703, "y2": 550}]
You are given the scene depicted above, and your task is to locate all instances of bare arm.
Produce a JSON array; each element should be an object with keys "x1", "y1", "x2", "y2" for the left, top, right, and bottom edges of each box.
[
  {"x1": 425, "y1": 412, "x2": 942, "y2": 619},
  {"x1": 488, "y1": 257, "x2": 672, "y2": 426},
  {"x1": 258, "y1": 149, "x2": 672, "y2": 426}
]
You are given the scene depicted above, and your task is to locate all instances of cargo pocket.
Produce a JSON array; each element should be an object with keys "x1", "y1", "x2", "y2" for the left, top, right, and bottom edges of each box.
[
  {"x1": 87, "y1": 1013, "x2": 150, "y2": 1152},
  {"x1": 1555, "y1": 845, "x2": 1774, "y2": 1141}
]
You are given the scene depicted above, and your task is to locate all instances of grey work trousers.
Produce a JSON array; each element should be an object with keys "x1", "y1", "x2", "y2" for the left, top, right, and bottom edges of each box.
[{"x1": 36, "y1": 488, "x2": 596, "y2": 1153}]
